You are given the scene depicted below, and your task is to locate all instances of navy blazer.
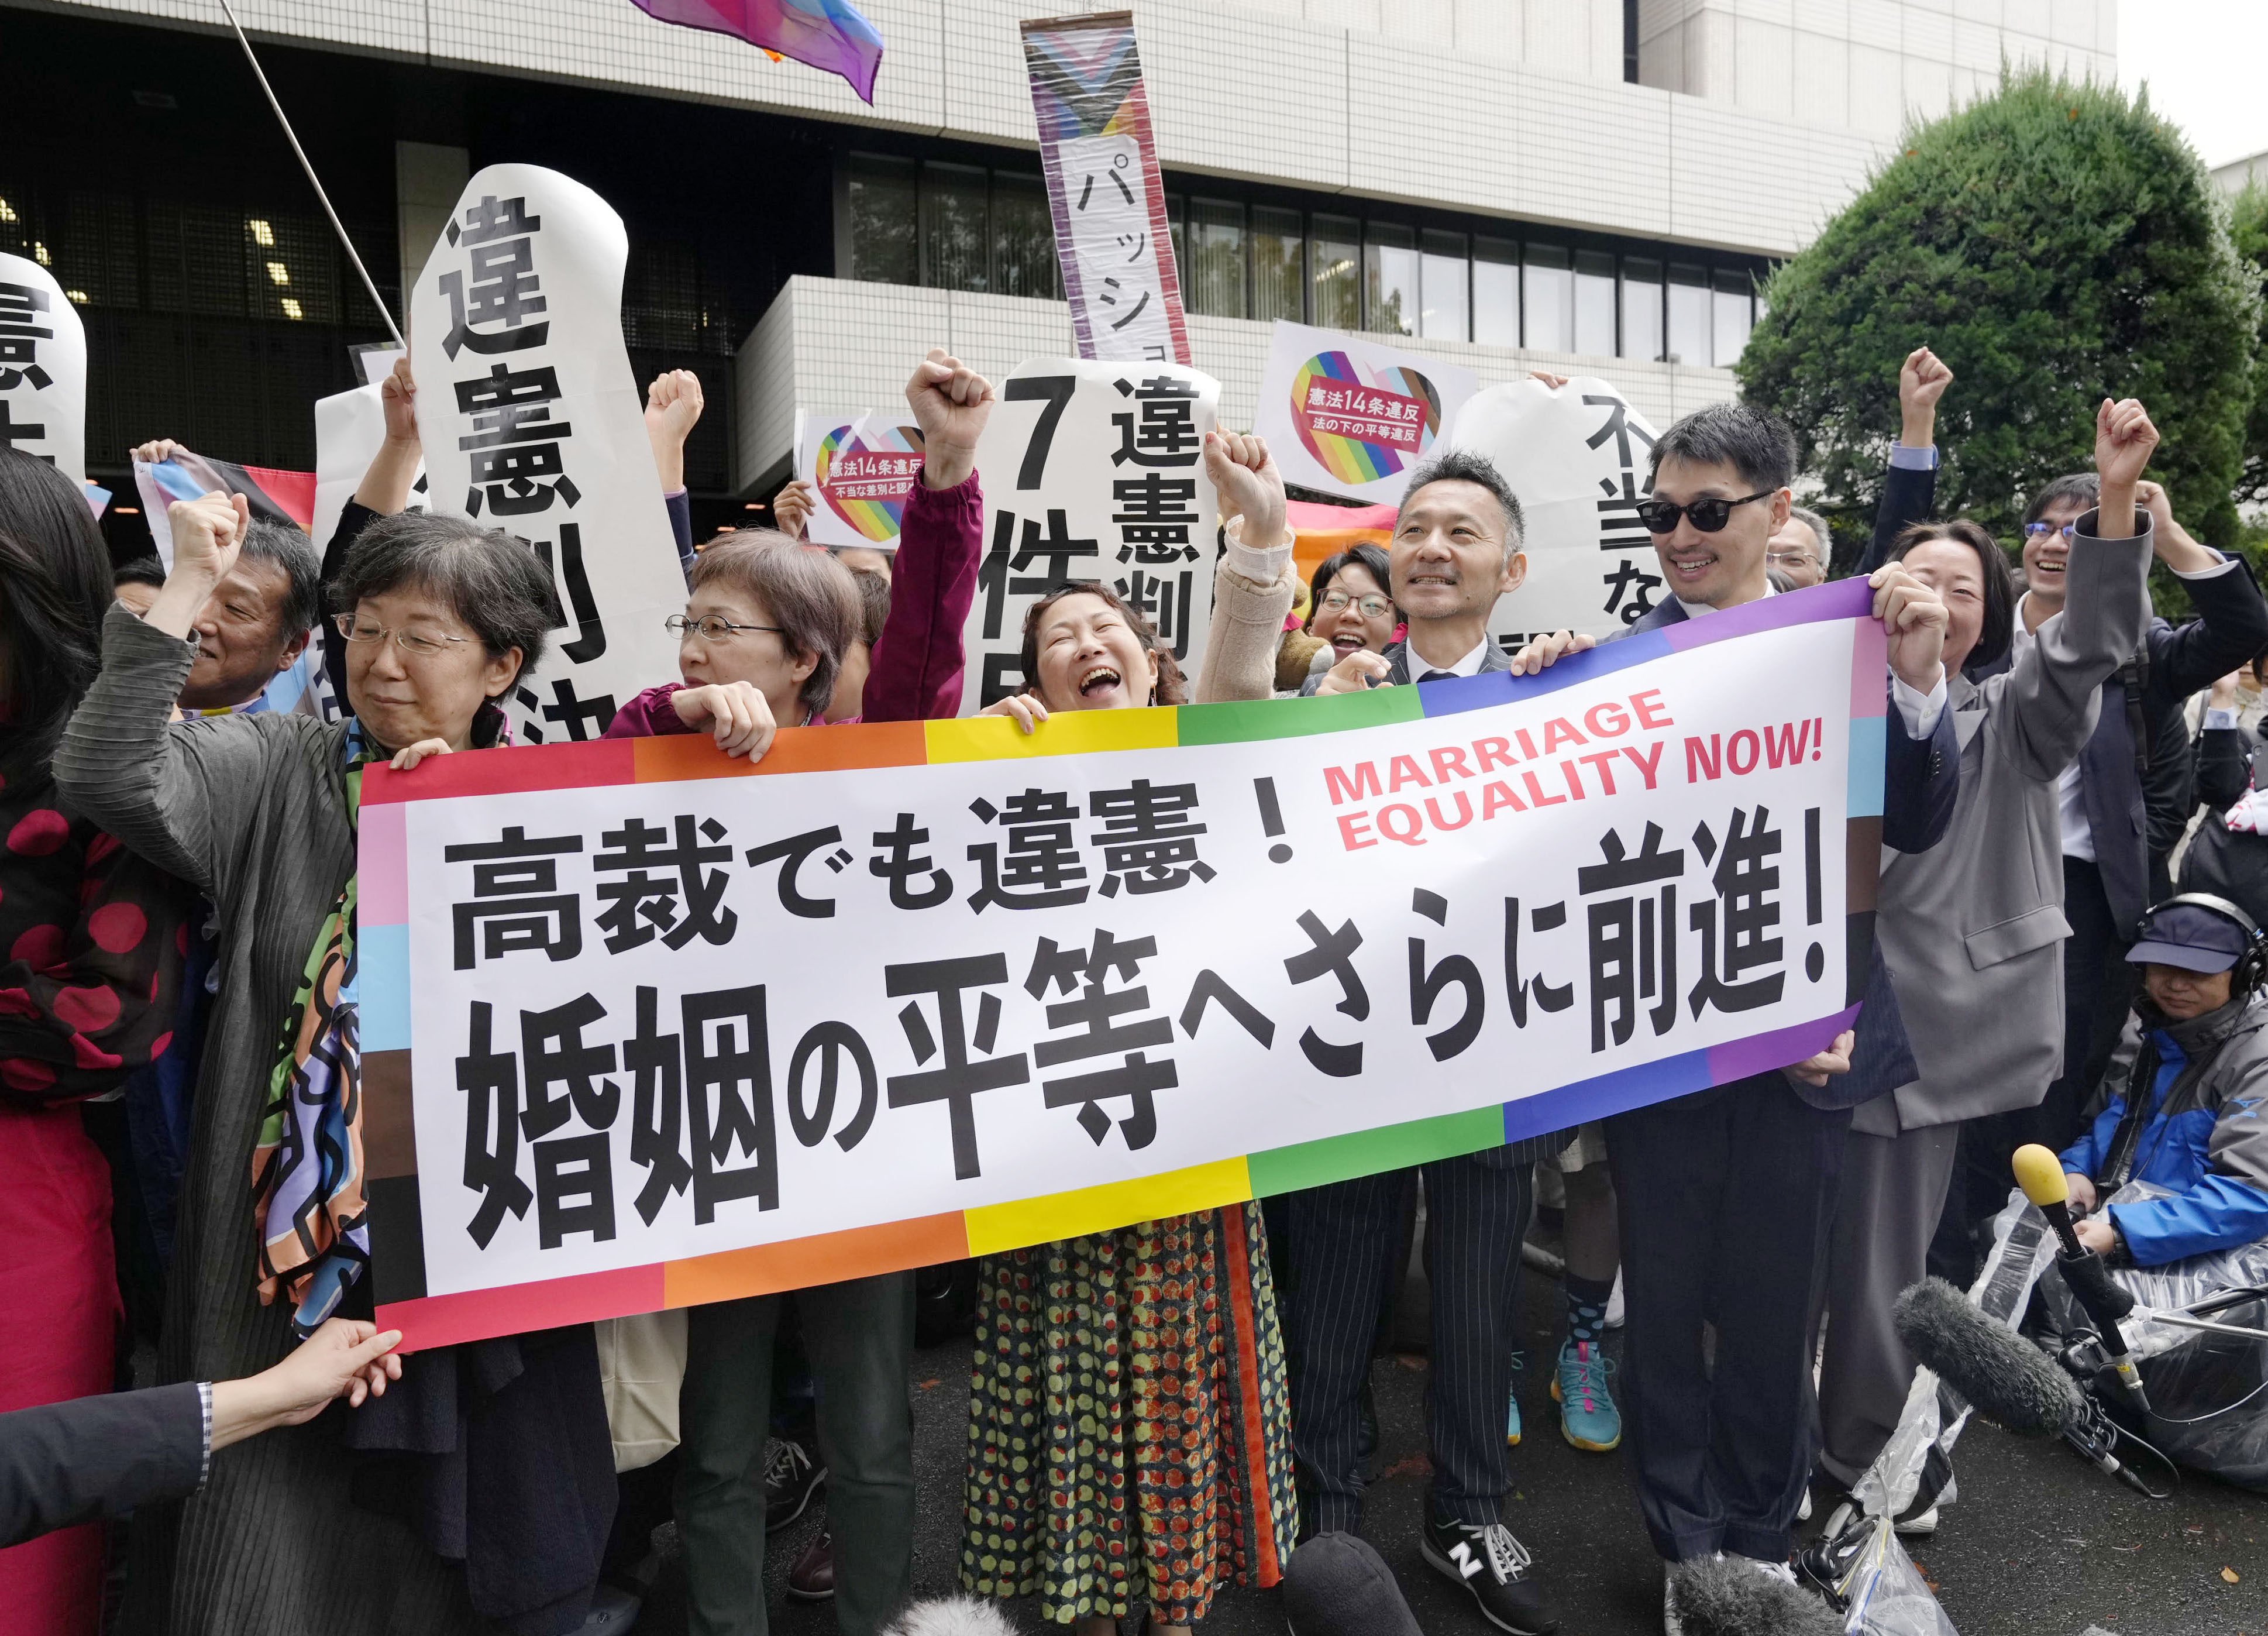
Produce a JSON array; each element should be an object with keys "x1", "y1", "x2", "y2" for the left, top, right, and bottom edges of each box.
[
  {"x1": 1862, "y1": 460, "x2": 2268, "y2": 935},
  {"x1": 1613, "y1": 596, "x2": 1960, "y2": 855},
  {"x1": 1, "y1": 1381, "x2": 205, "y2": 1548}
]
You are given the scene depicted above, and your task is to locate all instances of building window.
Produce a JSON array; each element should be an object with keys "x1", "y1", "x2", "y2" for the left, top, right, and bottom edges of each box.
[
  {"x1": 1667, "y1": 263, "x2": 1709, "y2": 365},
  {"x1": 991, "y1": 173, "x2": 1058, "y2": 300},
  {"x1": 1365, "y1": 221, "x2": 1417, "y2": 336},
  {"x1": 1251, "y1": 205, "x2": 1303, "y2": 323},
  {"x1": 1165, "y1": 193, "x2": 1185, "y2": 274},
  {"x1": 1188, "y1": 197, "x2": 1245, "y2": 318},
  {"x1": 1420, "y1": 228, "x2": 1468, "y2": 342},
  {"x1": 846, "y1": 152, "x2": 917, "y2": 285},
  {"x1": 1622, "y1": 255, "x2": 1663, "y2": 361},
  {"x1": 1523, "y1": 242, "x2": 1571, "y2": 352},
  {"x1": 1711, "y1": 267, "x2": 1753, "y2": 366},
  {"x1": 920, "y1": 161, "x2": 989, "y2": 292},
  {"x1": 1574, "y1": 249, "x2": 1616, "y2": 358},
  {"x1": 1473, "y1": 235, "x2": 1519, "y2": 346},
  {"x1": 1311, "y1": 213, "x2": 1361, "y2": 329}
]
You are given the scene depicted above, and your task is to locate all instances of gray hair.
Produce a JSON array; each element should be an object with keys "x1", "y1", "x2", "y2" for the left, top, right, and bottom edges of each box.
[
  {"x1": 1783, "y1": 505, "x2": 1830, "y2": 561},
  {"x1": 1651, "y1": 401, "x2": 1796, "y2": 493},
  {"x1": 240, "y1": 518, "x2": 323, "y2": 637},
  {"x1": 880, "y1": 1596, "x2": 1020, "y2": 1636},
  {"x1": 1399, "y1": 448, "x2": 1527, "y2": 557},
  {"x1": 329, "y1": 511, "x2": 562, "y2": 683}
]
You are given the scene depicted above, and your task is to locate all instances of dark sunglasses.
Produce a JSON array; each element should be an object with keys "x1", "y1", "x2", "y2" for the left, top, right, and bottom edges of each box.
[{"x1": 1633, "y1": 489, "x2": 1778, "y2": 534}]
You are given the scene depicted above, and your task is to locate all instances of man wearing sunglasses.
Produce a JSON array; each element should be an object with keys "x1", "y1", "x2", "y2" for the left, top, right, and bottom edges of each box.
[{"x1": 1509, "y1": 400, "x2": 1960, "y2": 1625}]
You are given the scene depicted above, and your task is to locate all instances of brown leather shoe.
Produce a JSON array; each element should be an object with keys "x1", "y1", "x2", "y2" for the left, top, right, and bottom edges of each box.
[{"x1": 787, "y1": 1530, "x2": 835, "y2": 1602}]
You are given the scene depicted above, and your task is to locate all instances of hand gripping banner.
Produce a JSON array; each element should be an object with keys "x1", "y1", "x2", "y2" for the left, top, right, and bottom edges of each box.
[{"x1": 363, "y1": 580, "x2": 1889, "y2": 1349}]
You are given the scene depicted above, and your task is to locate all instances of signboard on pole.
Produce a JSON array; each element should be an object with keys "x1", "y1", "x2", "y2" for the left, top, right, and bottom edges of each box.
[{"x1": 1255, "y1": 322, "x2": 1475, "y2": 506}]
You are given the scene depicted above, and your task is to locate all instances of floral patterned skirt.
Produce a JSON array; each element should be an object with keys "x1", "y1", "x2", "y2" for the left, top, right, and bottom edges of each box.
[{"x1": 959, "y1": 1202, "x2": 1297, "y2": 1627}]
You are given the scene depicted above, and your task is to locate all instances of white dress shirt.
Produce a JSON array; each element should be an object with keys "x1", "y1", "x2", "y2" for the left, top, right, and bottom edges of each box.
[{"x1": 1404, "y1": 635, "x2": 1492, "y2": 680}]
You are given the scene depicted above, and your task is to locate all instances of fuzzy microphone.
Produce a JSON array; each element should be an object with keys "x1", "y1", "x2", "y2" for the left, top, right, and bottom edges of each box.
[
  {"x1": 1893, "y1": 1277, "x2": 2084, "y2": 1435},
  {"x1": 1667, "y1": 1556, "x2": 1844, "y2": 1636}
]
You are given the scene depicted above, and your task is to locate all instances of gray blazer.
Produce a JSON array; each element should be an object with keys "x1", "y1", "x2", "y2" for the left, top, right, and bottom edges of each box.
[{"x1": 1859, "y1": 511, "x2": 2153, "y2": 1135}]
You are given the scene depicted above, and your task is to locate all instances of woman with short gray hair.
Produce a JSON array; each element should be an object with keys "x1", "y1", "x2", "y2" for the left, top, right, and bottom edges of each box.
[{"x1": 53, "y1": 493, "x2": 611, "y2": 1636}]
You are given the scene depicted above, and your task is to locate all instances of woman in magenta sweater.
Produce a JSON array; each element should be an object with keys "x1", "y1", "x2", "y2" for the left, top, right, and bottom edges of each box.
[{"x1": 600, "y1": 350, "x2": 990, "y2": 1636}]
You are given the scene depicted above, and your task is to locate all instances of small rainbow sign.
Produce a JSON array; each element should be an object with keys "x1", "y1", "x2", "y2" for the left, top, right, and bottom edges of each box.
[
  {"x1": 1289, "y1": 352, "x2": 1444, "y2": 487},
  {"x1": 815, "y1": 419, "x2": 925, "y2": 544}
]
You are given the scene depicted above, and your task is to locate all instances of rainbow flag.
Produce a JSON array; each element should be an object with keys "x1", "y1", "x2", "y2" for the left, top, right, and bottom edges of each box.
[{"x1": 629, "y1": 0, "x2": 884, "y2": 103}]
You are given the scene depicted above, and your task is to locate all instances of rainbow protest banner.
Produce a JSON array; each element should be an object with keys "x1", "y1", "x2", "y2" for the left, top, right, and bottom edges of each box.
[
  {"x1": 1021, "y1": 12, "x2": 1189, "y2": 366},
  {"x1": 363, "y1": 581, "x2": 1888, "y2": 1349},
  {"x1": 1255, "y1": 321, "x2": 1478, "y2": 505}
]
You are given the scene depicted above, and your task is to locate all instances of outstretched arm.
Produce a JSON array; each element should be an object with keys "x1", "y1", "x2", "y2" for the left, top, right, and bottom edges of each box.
[{"x1": 1860, "y1": 347, "x2": 1950, "y2": 576}]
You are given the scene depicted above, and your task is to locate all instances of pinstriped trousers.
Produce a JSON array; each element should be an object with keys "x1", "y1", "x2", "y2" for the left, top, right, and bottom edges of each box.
[{"x1": 1281, "y1": 1150, "x2": 1538, "y2": 1533}]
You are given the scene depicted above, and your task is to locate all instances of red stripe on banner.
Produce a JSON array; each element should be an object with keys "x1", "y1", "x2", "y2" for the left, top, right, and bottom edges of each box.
[
  {"x1": 377, "y1": 1262, "x2": 666, "y2": 1352},
  {"x1": 632, "y1": 719, "x2": 928, "y2": 784},
  {"x1": 1220, "y1": 1203, "x2": 1285, "y2": 1588},
  {"x1": 662, "y1": 1212, "x2": 969, "y2": 1308},
  {"x1": 240, "y1": 463, "x2": 317, "y2": 531},
  {"x1": 362, "y1": 738, "x2": 638, "y2": 805}
]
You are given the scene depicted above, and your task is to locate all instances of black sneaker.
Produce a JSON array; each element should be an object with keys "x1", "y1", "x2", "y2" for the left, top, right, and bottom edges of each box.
[
  {"x1": 763, "y1": 1437, "x2": 826, "y2": 1529},
  {"x1": 1420, "y1": 1515, "x2": 1558, "y2": 1635}
]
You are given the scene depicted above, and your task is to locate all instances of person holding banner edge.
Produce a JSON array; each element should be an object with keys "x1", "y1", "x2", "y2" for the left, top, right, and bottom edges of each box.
[
  {"x1": 53, "y1": 487, "x2": 626, "y2": 1636},
  {"x1": 970, "y1": 425, "x2": 1303, "y2": 1636},
  {"x1": 1510, "y1": 399, "x2": 1964, "y2": 1629}
]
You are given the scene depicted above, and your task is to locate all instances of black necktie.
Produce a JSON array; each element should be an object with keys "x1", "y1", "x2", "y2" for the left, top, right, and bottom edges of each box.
[{"x1": 1420, "y1": 669, "x2": 1455, "y2": 683}]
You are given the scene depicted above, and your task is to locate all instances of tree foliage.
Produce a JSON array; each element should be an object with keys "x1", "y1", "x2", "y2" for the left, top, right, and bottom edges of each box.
[
  {"x1": 2229, "y1": 181, "x2": 2268, "y2": 510},
  {"x1": 1739, "y1": 69, "x2": 2261, "y2": 551}
]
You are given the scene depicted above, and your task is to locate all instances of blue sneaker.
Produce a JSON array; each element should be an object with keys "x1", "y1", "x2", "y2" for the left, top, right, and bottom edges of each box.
[
  {"x1": 1551, "y1": 1339, "x2": 1621, "y2": 1452},
  {"x1": 1505, "y1": 1349, "x2": 1524, "y2": 1446}
]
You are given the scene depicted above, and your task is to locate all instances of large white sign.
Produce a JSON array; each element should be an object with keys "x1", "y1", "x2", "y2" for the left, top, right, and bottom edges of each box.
[
  {"x1": 1449, "y1": 376, "x2": 1665, "y2": 649},
  {"x1": 409, "y1": 164, "x2": 685, "y2": 746},
  {"x1": 1254, "y1": 322, "x2": 1477, "y2": 506},
  {"x1": 368, "y1": 598, "x2": 1871, "y2": 1339},
  {"x1": 962, "y1": 357, "x2": 1220, "y2": 712},
  {"x1": 0, "y1": 251, "x2": 86, "y2": 486},
  {"x1": 793, "y1": 406, "x2": 924, "y2": 551}
]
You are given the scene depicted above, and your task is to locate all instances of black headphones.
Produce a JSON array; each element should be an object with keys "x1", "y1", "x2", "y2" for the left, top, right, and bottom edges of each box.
[{"x1": 2143, "y1": 892, "x2": 2268, "y2": 995}]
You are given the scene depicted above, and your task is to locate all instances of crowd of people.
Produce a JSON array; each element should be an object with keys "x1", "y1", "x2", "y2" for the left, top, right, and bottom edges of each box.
[{"x1": 1, "y1": 335, "x2": 2265, "y2": 1636}]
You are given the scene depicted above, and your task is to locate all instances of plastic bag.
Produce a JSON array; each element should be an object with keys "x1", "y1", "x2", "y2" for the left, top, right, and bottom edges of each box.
[
  {"x1": 1833, "y1": 1517, "x2": 1958, "y2": 1636},
  {"x1": 2029, "y1": 1180, "x2": 2268, "y2": 1492}
]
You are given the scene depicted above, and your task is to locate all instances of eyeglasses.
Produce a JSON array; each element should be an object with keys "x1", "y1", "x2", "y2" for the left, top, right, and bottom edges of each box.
[
  {"x1": 2022, "y1": 521, "x2": 2077, "y2": 542},
  {"x1": 332, "y1": 614, "x2": 470, "y2": 658},
  {"x1": 666, "y1": 613, "x2": 786, "y2": 642},
  {"x1": 1633, "y1": 489, "x2": 1778, "y2": 534},
  {"x1": 1765, "y1": 548, "x2": 1818, "y2": 567},
  {"x1": 1317, "y1": 591, "x2": 1392, "y2": 618}
]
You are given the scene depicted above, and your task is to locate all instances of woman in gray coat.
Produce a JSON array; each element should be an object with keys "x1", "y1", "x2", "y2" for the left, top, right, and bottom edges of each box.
[
  {"x1": 54, "y1": 490, "x2": 581, "y2": 1635},
  {"x1": 1811, "y1": 399, "x2": 2159, "y2": 1519}
]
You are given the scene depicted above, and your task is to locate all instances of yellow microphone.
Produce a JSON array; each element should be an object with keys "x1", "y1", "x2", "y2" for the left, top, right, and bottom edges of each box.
[
  {"x1": 2012, "y1": 1144, "x2": 2071, "y2": 1209},
  {"x1": 2012, "y1": 1143, "x2": 2147, "y2": 1409}
]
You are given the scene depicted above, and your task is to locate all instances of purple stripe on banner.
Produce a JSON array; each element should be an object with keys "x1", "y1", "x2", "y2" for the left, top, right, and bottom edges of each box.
[
  {"x1": 1501, "y1": 1048, "x2": 1715, "y2": 1146},
  {"x1": 1706, "y1": 1004, "x2": 1861, "y2": 1082},
  {"x1": 1661, "y1": 577, "x2": 1870, "y2": 652},
  {"x1": 1419, "y1": 630, "x2": 1675, "y2": 716},
  {"x1": 1849, "y1": 613, "x2": 1888, "y2": 720}
]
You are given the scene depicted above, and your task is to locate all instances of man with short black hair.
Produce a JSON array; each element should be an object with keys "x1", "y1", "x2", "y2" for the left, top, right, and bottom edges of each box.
[
  {"x1": 1289, "y1": 446, "x2": 1564, "y2": 1636},
  {"x1": 1515, "y1": 398, "x2": 1960, "y2": 1627}
]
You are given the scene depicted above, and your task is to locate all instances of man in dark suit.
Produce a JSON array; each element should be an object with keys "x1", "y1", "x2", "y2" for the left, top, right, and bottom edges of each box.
[
  {"x1": 1512, "y1": 402, "x2": 1960, "y2": 1621},
  {"x1": 2, "y1": 1318, "x2": 400, "y2": 1550},
  {"x1": 1860, "y1": 349, "x2": 2268, "y2": 1160},
  {"x1": 1288, "y1": 449, "x2": 1561, "y2": 1636}
]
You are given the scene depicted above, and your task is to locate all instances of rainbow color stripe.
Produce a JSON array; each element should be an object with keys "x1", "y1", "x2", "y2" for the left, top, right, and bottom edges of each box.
[
  {"x1": 362, "y1": 580, "x2": 1887, "y2": 1350},
  {"x1": 815, "y1": 420, "x2": 923, "y2": 543},
  {"x1": 1289, "y1": 352, "x2": 1444, "y2": 486}
]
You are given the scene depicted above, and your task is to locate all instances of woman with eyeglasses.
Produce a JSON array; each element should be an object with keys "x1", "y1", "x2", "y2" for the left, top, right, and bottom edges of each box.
[
  {"x1": 53, "y1": 494, "x2": 604, "y2": 1636},
  {"x1": 1299, "y1": 543, "x2": 1398, "y2": 683},
  {"x1": 596, "y1": 350, "x2": 989, "y2": 1636}
]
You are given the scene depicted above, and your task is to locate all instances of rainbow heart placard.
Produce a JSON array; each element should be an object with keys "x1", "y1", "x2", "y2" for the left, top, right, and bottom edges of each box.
[
  {"x1": 1257, "y1": 322, "x2": 1478, "y2": 504},
  {"x1": 815, "y1": 418, "x2": 925, "y2": 543}
]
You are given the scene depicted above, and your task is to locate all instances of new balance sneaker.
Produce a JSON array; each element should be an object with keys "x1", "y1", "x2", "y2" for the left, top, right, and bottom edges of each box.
[
  {"x1": 1505, "y1": 1349, "x2": 1525, "y2": 1446},
  {"x1": 1420, "y1": 1515, "x2": 1557, "y2": 1635},
  {"x1": 763, "y1": 1437, "x2": 827, "y2": 1529},
  {"x1": 1550, "y1": 1339, "x2": 1621, "y2": 1452}
]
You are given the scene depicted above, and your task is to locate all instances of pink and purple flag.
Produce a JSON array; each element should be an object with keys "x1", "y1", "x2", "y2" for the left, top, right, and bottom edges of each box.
[{"x1": 629, "y1": 0, "x2": 885, "y2": 103}]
